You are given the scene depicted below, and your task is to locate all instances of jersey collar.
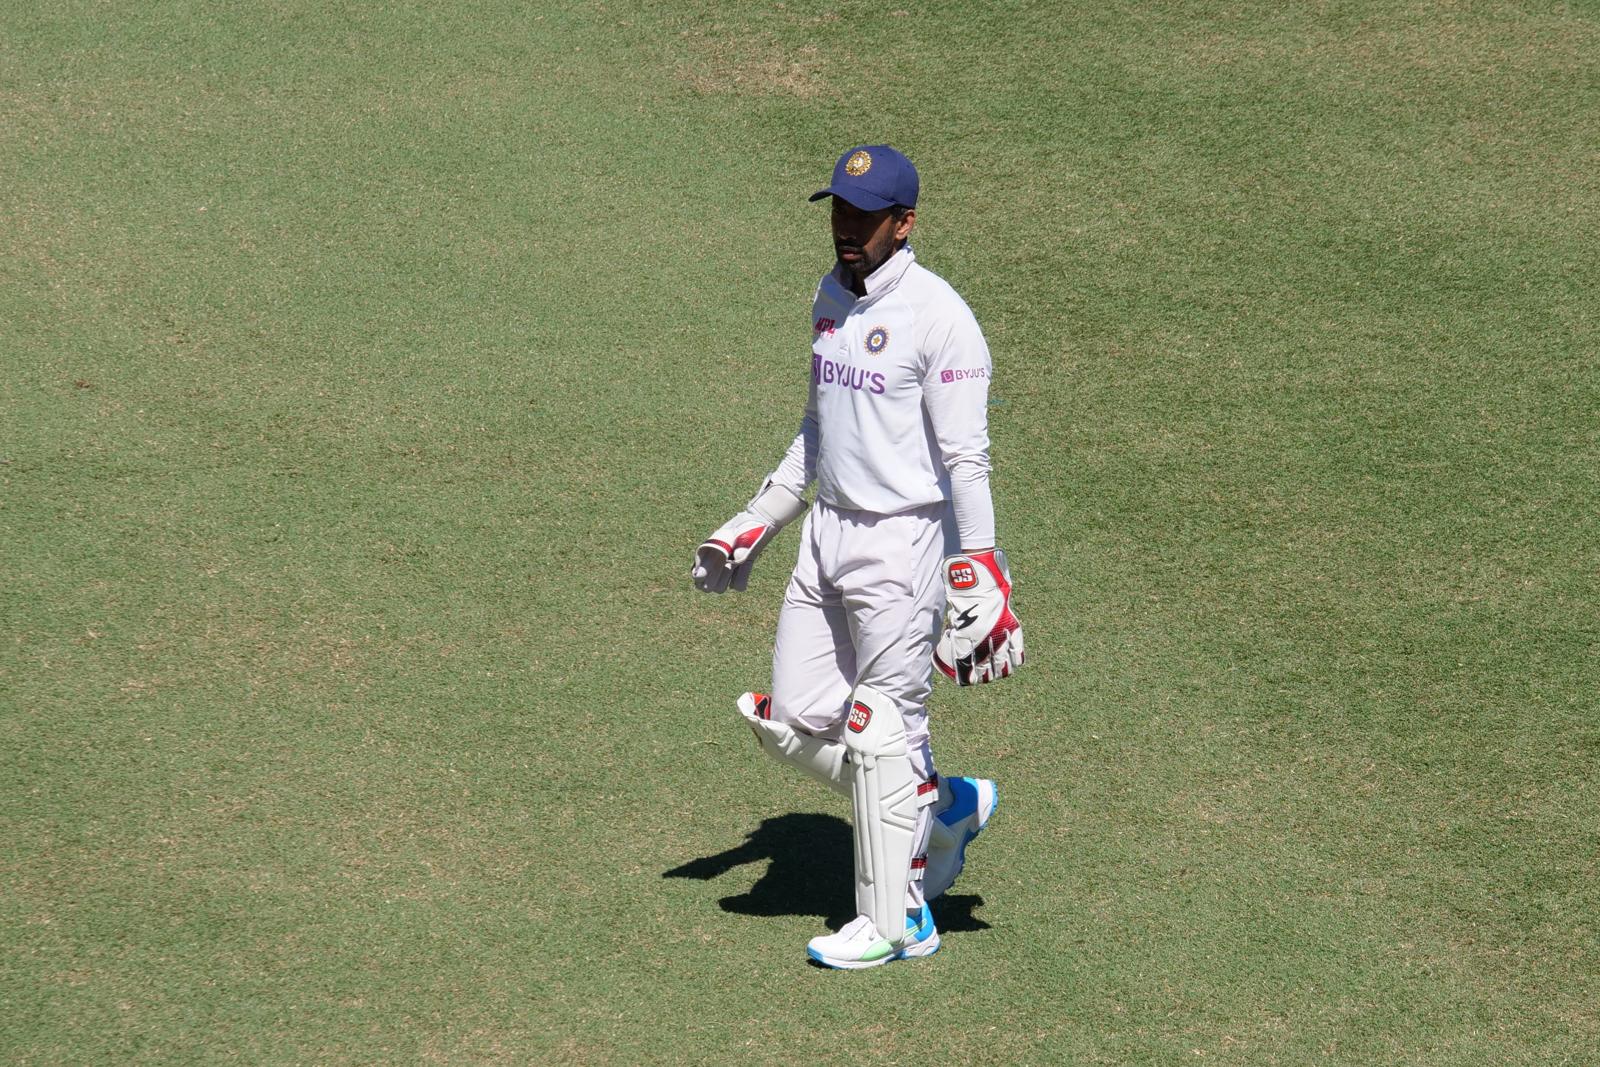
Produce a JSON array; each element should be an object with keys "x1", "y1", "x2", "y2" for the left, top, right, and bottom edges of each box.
[{"x1": 832, "y1": 244, "x2": 916, "y2": 302}]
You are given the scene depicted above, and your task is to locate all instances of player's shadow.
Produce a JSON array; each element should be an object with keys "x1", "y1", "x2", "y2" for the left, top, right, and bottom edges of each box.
[{"x1": 662, "y1": 812, "x2": 989, "y2": 933}]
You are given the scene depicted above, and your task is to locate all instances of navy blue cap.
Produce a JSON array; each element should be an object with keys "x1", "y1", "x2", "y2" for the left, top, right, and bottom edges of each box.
[{"x1": 809, "y1": 145, "x2": 919, "y2": 212}]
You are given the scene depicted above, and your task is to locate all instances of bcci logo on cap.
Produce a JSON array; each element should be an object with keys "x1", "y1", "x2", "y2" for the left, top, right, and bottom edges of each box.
[
  {"x1": 948, "y1": 560, "x2": 978, "y2": 590},
  {"x1": 845, "y1": 150, "x2": 872, "y2": 176},
  {"x1": 847, "y1": 700, "x2": 873, "y2": 733}
]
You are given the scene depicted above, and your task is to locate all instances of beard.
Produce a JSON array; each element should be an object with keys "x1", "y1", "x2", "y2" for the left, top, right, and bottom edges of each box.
[{"x1": 837, "y1": 238, "x2": 897, "y2": 281}]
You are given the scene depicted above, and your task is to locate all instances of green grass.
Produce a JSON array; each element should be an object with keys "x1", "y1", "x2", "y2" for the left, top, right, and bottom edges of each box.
[{"x1": 3, "y1": 0, "x2": 1596, "y2": 1062}]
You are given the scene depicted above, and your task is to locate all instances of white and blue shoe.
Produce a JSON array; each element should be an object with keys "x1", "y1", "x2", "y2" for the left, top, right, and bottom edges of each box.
[
  {"x1": 923, "y1": 776, "x2": 998, "y2": 900},
  {"x1": 806, "y1": 905, "x2": 941, "y2": 970}
]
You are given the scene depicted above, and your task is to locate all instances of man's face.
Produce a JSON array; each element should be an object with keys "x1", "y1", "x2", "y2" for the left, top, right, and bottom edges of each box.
[{"x1": 831, "y1": 198, "x2": 916, "y2": 280}]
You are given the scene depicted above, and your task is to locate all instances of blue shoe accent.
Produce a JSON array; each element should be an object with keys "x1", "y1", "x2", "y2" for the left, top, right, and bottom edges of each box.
[
  {"x1": 938, "y1": 777, "x2": 980, "y2": 829},
  {"x1": 895, "y1": 904, "x2": 941, "y2": 960}
]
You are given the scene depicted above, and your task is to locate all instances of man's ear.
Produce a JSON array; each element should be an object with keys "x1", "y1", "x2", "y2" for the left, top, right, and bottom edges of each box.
[{"x1": 895, "y1": 209, "x2": 916, "y2": 242}]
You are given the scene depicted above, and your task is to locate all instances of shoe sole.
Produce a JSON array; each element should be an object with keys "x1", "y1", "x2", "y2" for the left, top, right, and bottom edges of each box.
[{"x1": 807, "y1": 935, "x2": 941, "y2": 970}]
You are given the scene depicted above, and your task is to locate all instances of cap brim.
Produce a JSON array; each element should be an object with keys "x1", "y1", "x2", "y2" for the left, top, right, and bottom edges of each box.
[{"x1": 808, "y1": 185, "x2": 897, "y2": 211}]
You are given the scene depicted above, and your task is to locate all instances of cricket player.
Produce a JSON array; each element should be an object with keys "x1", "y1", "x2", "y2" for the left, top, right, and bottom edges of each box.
[{"x1": 691, "y1": 144, "x2": 1024, "y2": 969}]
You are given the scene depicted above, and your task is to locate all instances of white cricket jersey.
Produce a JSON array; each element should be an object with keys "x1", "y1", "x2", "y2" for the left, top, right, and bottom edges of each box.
[{"x1": 769, "y1": 245, "x2": 996, "y2": 547}]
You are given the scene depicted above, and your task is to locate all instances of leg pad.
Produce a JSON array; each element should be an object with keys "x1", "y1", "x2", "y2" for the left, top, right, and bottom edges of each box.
[
  {"x1": 737, "y1": 692, "x2": 849, "y2": 795},
  {"x1": 843, "y1": 684, "x2": 935, "y2": 942}
]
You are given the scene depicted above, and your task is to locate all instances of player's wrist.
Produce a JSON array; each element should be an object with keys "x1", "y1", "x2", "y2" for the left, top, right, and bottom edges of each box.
[{"x1": 747, "y1": 481, "x2": 808, "y2": 528}]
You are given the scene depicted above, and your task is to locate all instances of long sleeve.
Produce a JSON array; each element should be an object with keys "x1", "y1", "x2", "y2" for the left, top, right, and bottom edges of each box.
[
  {"x1": 767, "y1": 354, "x2": 820, "y2": 496},
  {"x1": 767, "y1": 410, "x2": 819, "y2": 497},
  {"x1": 920, "y1": 309, "x2": 995, "y2": 549}
]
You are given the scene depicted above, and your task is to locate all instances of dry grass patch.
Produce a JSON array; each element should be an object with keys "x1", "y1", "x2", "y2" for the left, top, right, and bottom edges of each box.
[{"x1": 675, "y1": 28, "x2": 825, "y2": 98}]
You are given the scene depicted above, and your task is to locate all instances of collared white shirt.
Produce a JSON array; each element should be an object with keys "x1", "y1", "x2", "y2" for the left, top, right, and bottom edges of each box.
[{"x1": 771, "y1": 246, "x2": 995, "y2": 546}]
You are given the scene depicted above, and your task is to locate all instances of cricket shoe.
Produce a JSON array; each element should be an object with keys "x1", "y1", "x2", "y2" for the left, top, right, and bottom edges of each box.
[
  {"x1": 806, "y1": 905, "x2": 940, "y2": 970},
  {"x1": 922, "y1": 776, "x2": 998, "y2": 900}
]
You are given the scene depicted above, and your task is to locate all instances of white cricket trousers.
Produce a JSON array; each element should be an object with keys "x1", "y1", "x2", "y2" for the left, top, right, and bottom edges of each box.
[{"x1": 769, "y1": 500, "x2": 952, "y2": 783}]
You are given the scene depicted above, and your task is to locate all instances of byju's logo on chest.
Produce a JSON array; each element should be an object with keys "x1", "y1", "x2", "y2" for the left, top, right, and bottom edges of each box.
[{"x1": 813, "y1": 353, "x2": 886, "y2": 395}]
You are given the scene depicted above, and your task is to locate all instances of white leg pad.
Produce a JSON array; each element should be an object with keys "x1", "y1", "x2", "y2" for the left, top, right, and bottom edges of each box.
[
  {"x1": 842, "y1": 684, "x2": 933, "y2": 943},
  {"x1": 736, "y1": 692, "x2": 849, "y2": 795}
]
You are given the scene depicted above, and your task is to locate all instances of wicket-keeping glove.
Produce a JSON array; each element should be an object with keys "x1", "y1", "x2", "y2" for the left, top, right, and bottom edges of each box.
[
  {"x1": 691, "y1": 481, "x2": 808, "y2": 594},
  {"x1": 934, "y1": 549, "x2": 1025, "y2": 685}
]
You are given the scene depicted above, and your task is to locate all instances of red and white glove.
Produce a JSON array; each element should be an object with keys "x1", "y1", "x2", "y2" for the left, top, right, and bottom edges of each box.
[
  {"x1": 691, "y1": 482, "x2": 807, "y2": 594},
  {"x1": 934, "y1": 549, "x2": 1025, "y2": 685}
]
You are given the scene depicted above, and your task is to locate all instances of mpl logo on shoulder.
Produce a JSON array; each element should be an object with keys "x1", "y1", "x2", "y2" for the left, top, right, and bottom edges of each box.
[
  {"x1": 847, "y1": 700, "x2": 873, "y2": 733},
  {"x1": 865, "y1": 326, "x2": 889, "y2": 355},
  {"x1": 948, "y1": 560, "x2": 978, "y2": 590}
]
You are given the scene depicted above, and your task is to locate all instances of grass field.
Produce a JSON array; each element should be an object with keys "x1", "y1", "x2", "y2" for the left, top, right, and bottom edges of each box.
[{"x1": 4, "y1": 0, "x2": 1597, "y2": 1062}]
